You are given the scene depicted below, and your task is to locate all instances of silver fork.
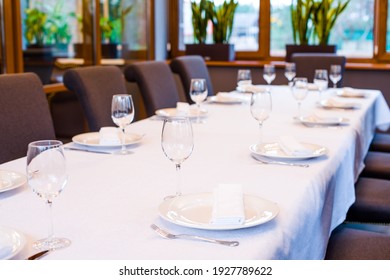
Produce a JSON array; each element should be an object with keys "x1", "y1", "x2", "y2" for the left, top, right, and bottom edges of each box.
[
  {"x1": 252, "y1": 155, "x2": 309, "y2": 168},
  {"x1": 150, "y1": 224, "x2": 239, "y2": 247}
]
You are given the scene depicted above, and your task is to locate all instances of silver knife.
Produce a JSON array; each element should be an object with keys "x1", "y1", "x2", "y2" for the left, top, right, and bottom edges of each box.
[
  {"x1": 64, "y1": 147, "x2": 112, "y2": 154},
  {"x1": 27, "y1": 250, "x2": 50, "y2": 260}
]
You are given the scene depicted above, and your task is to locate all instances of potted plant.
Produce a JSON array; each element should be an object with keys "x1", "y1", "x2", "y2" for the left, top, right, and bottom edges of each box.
[
  {"x1": 185, "y1": 0, "x2": 238, "y2": 61},
  {"x1": 286, "y1": 0, "x2": 349, "y2": 61}
]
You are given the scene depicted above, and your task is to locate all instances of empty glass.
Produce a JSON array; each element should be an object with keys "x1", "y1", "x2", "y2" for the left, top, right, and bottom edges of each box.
[
  {"x1": 292, "y1": 77, "x2": 308, "y2": 117},
  {"x1": 263, "y1": 64, "x2": 275, "y2": 92},
  {"x1": 190, "y1": 78, "x2": 208, "y2": 123},
  {"x1": 111, "y1": 94, "x2": 135, "y2": 155},
  {"x1": 161, "y1": 117, "x2": 194, "y2": 197},
  {"x1": 285, "y1": 63, "x2": 296, "y2": 86},
  {"x1": 329, "y1": 65, "x2": 342, "y2": 88},
  {"x1": 250, "y1": 91, "x2": 272, "y2": 144},
  {"x1": 237, "y1": 69, "x2": 252, "y2": 86},
  {"x1": 313, "y1": 69, "x2": 328, "y2": 100},
  {"x1": 27, "y1": 140, "x2": 70, "y2": 250}
]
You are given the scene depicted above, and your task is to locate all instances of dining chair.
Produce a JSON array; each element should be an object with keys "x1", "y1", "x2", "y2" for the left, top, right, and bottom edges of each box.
[
  {"x1": 63, "y1": 65, "x2": 127, "y2": 131},
  {"x1": 325, "y1": 224, "x2": 390, "y2": 260},
  {"x1": 124, "y1": 61, "x2": 180, "y2": 117},
  {"x1": 170, "y1": 55, "x2": 214, "y2": 103},
  {"x1": 0, "y1": 73, "x2": 56, "y2": 164},
  {"x1": 291, "y1": 53, "x2": 346, "y2": 87},
  {"x1": 361, "y1": 151, "x2": 390, "y2": 180},
  {"x1": 370, "y1": 132, "x2": 390, "y2": 153},
  {"x1": 346, "y1": 177, "x2": 390, "y2": 224}
]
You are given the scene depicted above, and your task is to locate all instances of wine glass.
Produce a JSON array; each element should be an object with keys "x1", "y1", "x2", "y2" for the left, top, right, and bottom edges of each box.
[
  {"x1": 111, "y1": 94, "x2": 135, "y2": 155},
  {"x1": 27, "y1": 140, "x2": 70, "y2": 250},
  {"x1": 263, "y1": 64, "x2": 275, "y2": 92},
  {"x1": 161, "y1": 117, "x2": 194, "y2": 197},
  {"x1": 292, "y1": 77, "x2": 308, "y2": 117},
  {"x1": 313, "y1": 69, "x2": 328, "y2": 100},
  {"x1": 237, "y1": 69, "x2": 252, "y2": 86},
  {"x1": 329, "y1": 65, "x2": 342, "y2": 89},
  {"x1": 285, "y1": 63, "x2": 296, "y2": 86},
  {"x1": 250, "y1": 91, "x2": 272, "y2": 145},
  {"x1": 189, "y1": 78, "x2": 208, "y2": 123}
]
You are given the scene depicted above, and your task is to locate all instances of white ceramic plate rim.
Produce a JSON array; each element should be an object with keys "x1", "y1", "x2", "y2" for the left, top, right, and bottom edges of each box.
[
  {"x1": 336, "y1": 89, "x2": 366, "y2": 98},
  {"x1": 0, "y1": 226, "x2": 26, "y2": 260},
  {"x1": 319, "y1": 99, "x2": 360, "y2": 109},
  {"x1": 0, "y1": 170, "x2": 27, "y2": 193},
  {"x1": 155, "y1": 108, "x2": 207, "y2": 118},
  {"x1": 298, "y1": 116, "x2": 346, "y2": 126},
  {"x1": 158, "y1": 193, "x2": 279, "y2": 230},
  {"x1": 72, "y1": 132, "x2": 143, "y2": 148},
  {"x1": 208, "y1": 95, "x2": 242, "y2": 104},
  {"x1": 249, "y1": 142, "x2": 328, "y2": 160}
]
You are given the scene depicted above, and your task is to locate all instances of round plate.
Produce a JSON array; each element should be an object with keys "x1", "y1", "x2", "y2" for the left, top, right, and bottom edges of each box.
[
  {"x1": 336, "y1": 88, "x2": 366, "y2": 98},
  {"x1": 250, "y1": 142, "x2": 328, "y2": 160},
  {"x1": 0, "y1": 226, "x2": 26, "y2": 260},
  {"x1": 298, "y1": 115, "x2": 348, "y2": 126},
  {"x1": 0, "y1": 170, "x2": 27, "y2": 193},
  {"x1": 319, "y1": 99, "x2": 360, "y2": 109},
  {"x1": 208, "y1": 95, "x2": 242, "y2": 104},
  {"x1": 158, "y1": 193, "x2": 279, "y2": 230},
  {"x1": 72, "y1": 132, "x2": 143, "y2": 148},
  {"x1": 155, "y1": 107, "x2": 207, "y2": 118}
]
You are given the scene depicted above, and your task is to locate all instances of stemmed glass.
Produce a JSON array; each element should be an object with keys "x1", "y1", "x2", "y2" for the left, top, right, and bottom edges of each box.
[
  {"x1": 237, "y1": 69, "x2": 252, "y2": 86},
  {"x1": 161, "y1": 117, "x2": 194, "y2": 197},
  {"x1": 189, "y1": 78, "x2": 208, "y2": 123},
  {"x1": 292, "y1": 77, "x2": 308, "y2": 117},
  {"x1": 263, "y1": 64, "x2": 275, "y2": 92},
  {"x1": 329, "y1": 65, "x2": 342, "y2": 89},
  {"x1": 27, "y1": 140, "x2": 70, "y2": 250},
  {"x1": 111, "y1": 94, "x2": 135, "y2": 155},
  {"x1": 250, "y1": 91, "x2": 272, "y2": 145},
  {"x1": 313, "y1": 69, "x2": 328, "y2": 100},
  {"x1": 284, "y1": 63, "x2": 296, "y2": 86}
]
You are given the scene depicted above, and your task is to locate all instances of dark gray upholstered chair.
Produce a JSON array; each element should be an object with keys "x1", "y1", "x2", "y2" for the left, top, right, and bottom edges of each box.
[
  {"x1": 370, "y1": 132, "x2": 390, "y2": 153},
  {"x1": 325, "y1": 224, "x2": 390, "y2": 260},
  {"x1": 361, "y1": 151, "x2": 390, "y2": 180},
  {"x1": 63, "y1": 66, "x2": 127, "y2": 131},
  {"x1": 124, "y1": 61, "x2": 180, "y2": 117},
  {"x1": 170, "y1": 55, "x2": 214, "y2": 103},
  {"x1": 291, "y1": 53, "x2": 346, "y2": 86},
  {"x1": 0, "y1": 73, "x2": 56, "y2": 164},
  {"x1": 346, "y1": 177, "x2": 390, "y2": 224}
]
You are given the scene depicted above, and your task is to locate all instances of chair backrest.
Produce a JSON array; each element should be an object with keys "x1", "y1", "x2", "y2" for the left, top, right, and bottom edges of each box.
[
  {"x1": 0, "y1": 73, "x2": 56, "y2": 164},
  {"x1": 124, "y1": 61, "x2": 180, "y2": 117},
  {"x1": 63, "y1": 66, "x2": 127, "y2": 131},
  {"x1": 291, "y1": 53, "x2": 346, "y2": 87},
  {"x1": 170, "y1": 55, "x2": 214, "y2": 102}
]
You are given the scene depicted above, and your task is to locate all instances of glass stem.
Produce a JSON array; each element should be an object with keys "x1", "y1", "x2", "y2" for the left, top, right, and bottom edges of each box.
[
  {"x1": 197, "y1": 103, "x2": 201, "y2": 123},
  {"x1": 258, "y1": 122, "x2": 263, "y2": 145},
  {"x1": 175, "y1": 163, "x2": 182, "y2": 196},
  {"x1": 297, "y1": 102, "x2": 301, "y2": 117},
  {"x1": 121, "y1": 127, "x2": 126, "y2": 153},
  {"x1": 47, "y1": 200, "x2": 54, "y2": 240}
]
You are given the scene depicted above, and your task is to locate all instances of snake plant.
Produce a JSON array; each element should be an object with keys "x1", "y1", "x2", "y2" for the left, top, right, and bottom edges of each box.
[
  {"x1": 207, "y1": 0, "x2": 238, "y2": 44},
  {"x1": 291, "y1": 0, "x2": 315, "y2": 45},
  {"x1": 311, "y1": 0, "x2": 350, "y2": 45},
  {"x1": 190, "y1": 0, "x2": 210, "y2": 44}
]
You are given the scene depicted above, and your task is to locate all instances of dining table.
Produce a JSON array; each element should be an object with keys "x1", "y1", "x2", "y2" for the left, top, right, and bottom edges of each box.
[{"x1": 1, "y1": 85, "x2": 389, "y2": 260}]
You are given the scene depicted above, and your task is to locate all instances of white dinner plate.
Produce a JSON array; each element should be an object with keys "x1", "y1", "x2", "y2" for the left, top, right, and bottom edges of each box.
[
  {"x1": 72, "y1": 132, "x2": 143, "y2": 148},
  {"x1": 236, "y1": 85, "x2": 266, "y2": 93},
  {"x1": 319, "y1": 99, "x2": 360, "y2": 110},
  {"x1": 158, "y1": 193, "x2": 279, "y2": 230},
  {"x1": 250, "y1": 142, "x2": 328, "y2": 160},
  {"x1": 155, "y1": 107, "x2": 207, "y2": 118},
  {"x1": 0, "y1": 170, "x2": 27, "y2": 193},
  {"x1": 208, "y1": 95, "x2": 243, "y2": 104},
  {"x1": 298, "y1": 115, "x2": 349, "y2": 126},
  {"x1": 0, "y1": 226, "x2": 26, "y2": 260},
  {"x1": 336, "y1": 88, "x2": 366, "y2": 98}
]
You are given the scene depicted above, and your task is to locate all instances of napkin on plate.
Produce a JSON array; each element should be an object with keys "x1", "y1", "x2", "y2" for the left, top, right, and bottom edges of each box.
[
  {"x1": 99, "y1": 127, "x2": 121, "y2": 145},
  {"x1": 210, "y1": 184, "x2": 245, "y2": 226},
  {"x1": 216, "y1": 92, "x2": 241, "y2": 102},
  {"x1": 176, "y1": 102, "x2": 190, "y2": 116},
  {"x1": 339, "y1": 87, "x2": 366, "y2": 98},
  {"x1": 237, "y1": 84, "x2": 266, "y2": 93},
  {"x1": 278, "y1": 135, "x2": 312, "y2": 157}
]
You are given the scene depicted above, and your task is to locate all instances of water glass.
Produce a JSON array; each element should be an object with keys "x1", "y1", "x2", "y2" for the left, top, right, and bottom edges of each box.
[
  {"x1": 313, "y1": 69, "x2": 328, "y2": 100},
  {"x1": 285, "y1": 63, "x2": 296, "y2": 86},
  {"x1": 263, "y1": 64, "x2": 275, "y2": 91},
  {"x1": 329, "y1": 65, "x2": 342, "y2": 88},
  {"x1": 237, "y1": 69, "x2": 252, "y2": 86},
  {"x1": 190, "y1": 78, "x2": 208, "y2": 122},
  {"x1": 292, "y1": 77, "x2": 308, "y2": 117},
  {"x1": 250, "y1": 91, "x2": 272, "y2": 144}
]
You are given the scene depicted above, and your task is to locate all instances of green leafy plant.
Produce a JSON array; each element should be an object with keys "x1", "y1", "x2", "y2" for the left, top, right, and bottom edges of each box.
[
  {"x1": 311, "y1": 0, "x2": 350, "y2": 45},
  {"x1": 100, "y1": 0, "x2": 133, "y2": 44},
  {"x1": 24, "y1": 0, "x2": 72, "y2": 46},
  {"x1": 290, "y1": 0, "x2": 315, "y2": 45},
  {"x1": 207, "y1": 0, "x2": 238, "y2": 44},
  {"x1": 190, "y1": 0, "x2": 210, "y2": 44}
]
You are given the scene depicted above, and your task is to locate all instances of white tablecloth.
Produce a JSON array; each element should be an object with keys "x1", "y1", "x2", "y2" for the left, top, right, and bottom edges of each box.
[{"x1": 1, "y1": 86, "x2": 389, "y2": 260}]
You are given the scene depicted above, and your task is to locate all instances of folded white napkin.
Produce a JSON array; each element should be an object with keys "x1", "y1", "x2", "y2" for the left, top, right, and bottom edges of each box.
[
  {"x1": 176, "y1": 102, "x2": 190, "y2": 116},
  {"x1": 340, "y1": 87, "x2": 366, "y2": 98},
  {"x1": 210, "y1": 184, "x2": 245, "y2": 226},
  {"x1": 216, "y1": 92, "x2": 241, "y2": 102},
  {"x1": 237, "y1": 84, "x2": 266, "y2": 93},
  {"x1": 278, "y1": 135, "x2": 312, "y2": 157},
  {"x1": 99, "y1": 127, "x2": 121, "y2": 145}
]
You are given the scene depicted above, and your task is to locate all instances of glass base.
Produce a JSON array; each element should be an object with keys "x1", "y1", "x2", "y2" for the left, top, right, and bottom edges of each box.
[
  {"x1": 32, "y1": 237, "x2": 71, "y2": 251},
  {"x1": 113, "y1": 149, "x2": 133, "y2": 155}
]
